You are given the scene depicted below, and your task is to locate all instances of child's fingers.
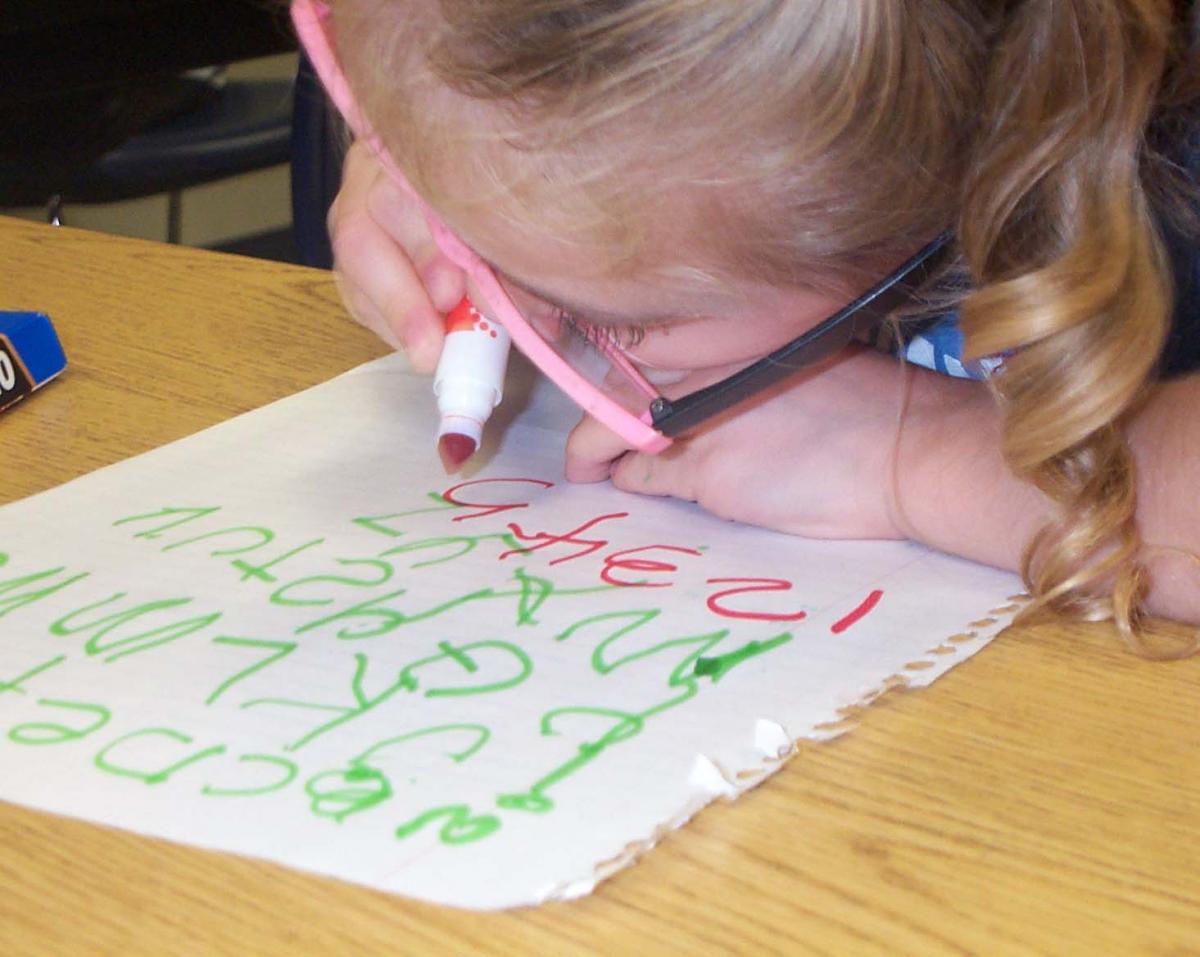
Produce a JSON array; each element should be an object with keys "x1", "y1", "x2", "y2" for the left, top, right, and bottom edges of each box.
[
  {"x1": 331, "y1": 206, "x2": 444, "y2": 371},
  {"x1": 361, "y1": 169, "x2": 466, "y2": 316},
  {"x1": 562, "y1": 361, "x2": 745, "y2": 483},
  {"x1": 610, "y1": 446, "x2": 701, "y2": 503},
  {"x1": 563, "y1": 413, "x2": 635, "y2": 483},
  {"x1": 332, "y1": 272, "x2": 402, "y2": 349},
  {"x1": 565, "y1": 411, "x2": 703, "y2": 506},
  {"x1": 328, "y1": 142, "x2": 466, "y2": 372}
]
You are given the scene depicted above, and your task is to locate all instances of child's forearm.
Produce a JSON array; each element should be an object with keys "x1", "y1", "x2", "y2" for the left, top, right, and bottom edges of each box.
[
  {"x1": 1127, "y1": 376, "x2": 1200, "y2": 623},
  {"x1": 896, "y1": 371, "x2": 1200, "y2": 624}
]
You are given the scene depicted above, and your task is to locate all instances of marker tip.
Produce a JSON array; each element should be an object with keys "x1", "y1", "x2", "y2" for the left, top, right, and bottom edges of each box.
[{"x1": 438, "y1": 432, "x2": 477, "y2": 473}]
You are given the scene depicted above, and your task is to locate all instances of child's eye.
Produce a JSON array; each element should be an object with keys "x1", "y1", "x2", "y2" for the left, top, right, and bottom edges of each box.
[{"x1": 555, "y1": 308, "x2": 648, "y2": 350}]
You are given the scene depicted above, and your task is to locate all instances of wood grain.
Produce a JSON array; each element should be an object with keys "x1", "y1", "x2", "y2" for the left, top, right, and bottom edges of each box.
[{"x1": 1, "y1": 216, "x2": 1197, "y2": 957}]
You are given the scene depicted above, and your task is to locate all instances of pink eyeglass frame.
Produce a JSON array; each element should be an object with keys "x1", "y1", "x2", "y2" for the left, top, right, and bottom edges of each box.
[{"x1": 291, "y1": 0, "x2": 673, "y2": 453}]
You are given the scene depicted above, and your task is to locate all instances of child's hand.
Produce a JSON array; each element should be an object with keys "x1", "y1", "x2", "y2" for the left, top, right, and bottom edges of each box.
[
  {"x1": 565, "y1": 348, "x2": 978, "y2": 542},
  {"x1": 327, "y1": 141, "x2": 466, "y2": 372}
]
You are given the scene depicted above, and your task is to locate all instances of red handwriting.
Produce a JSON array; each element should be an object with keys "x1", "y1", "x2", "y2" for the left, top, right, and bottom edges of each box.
[
  {"x1": 443, "y1": 478, "x2": 554, "y2": 522},
  {"x1": 439, "y1": 478, "x2": 887, "y2": 630},
  {"x1": 704, "y1": 578, "x2": 808, "y2": 622},
  {"x1": 830, "y1": 589, "x2": 883, "y2": 634},
  {"x1": 501, "y1": 513, "x2": 629, "y2": 566},
  {"x1": 599, "y1": 545, "x2": 703, "y2": 588}
]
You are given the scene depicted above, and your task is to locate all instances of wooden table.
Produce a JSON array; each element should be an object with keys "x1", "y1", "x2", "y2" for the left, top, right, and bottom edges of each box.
[{"x1": 2, "y1": 216, "x2": 1197, "y2": 956}]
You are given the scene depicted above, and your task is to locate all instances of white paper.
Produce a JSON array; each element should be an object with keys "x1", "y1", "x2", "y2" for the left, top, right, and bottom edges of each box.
[{"x1": 0, "y1": 355, "x2": 1021, "y2": 909}]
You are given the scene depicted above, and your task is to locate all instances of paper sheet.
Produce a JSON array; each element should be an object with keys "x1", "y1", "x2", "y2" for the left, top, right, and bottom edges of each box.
[{"x1": 0, "y1": 355, "x2": 1021, "y2": 909}]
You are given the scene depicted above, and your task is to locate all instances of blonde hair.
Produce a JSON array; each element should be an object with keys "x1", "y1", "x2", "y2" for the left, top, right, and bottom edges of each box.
[
  {"x1": 334, "y1": 0, "x2": 1200, "y2": 653},
  {"x1": 957, "y1": 0, "x2": 1198, "y2": 655}
]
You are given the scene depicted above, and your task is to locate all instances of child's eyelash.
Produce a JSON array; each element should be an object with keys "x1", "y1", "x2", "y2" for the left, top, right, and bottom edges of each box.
[{"x1": 554, "y1": 308, "x2": 648, "y2": 349}]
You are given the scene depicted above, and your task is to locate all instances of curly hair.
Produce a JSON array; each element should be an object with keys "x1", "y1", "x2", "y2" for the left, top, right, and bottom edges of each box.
[{"x1": 333, "y1": 0, "x2": 1200, "y2": 652}]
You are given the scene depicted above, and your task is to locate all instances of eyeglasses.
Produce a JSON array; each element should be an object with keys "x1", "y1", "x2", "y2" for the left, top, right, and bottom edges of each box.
[{"x1": 292, "y1": 0, "x2": 954, "y2": 453}]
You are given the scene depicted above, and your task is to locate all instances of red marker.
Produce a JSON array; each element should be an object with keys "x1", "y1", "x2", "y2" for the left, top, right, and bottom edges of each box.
[{"x1": 433, "y1": 297, "x2": 512, "y2": 472}]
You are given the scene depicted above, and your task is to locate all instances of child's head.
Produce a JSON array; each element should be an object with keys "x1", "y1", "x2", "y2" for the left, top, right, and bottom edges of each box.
[
  {"x1": 321, "y1": 0, "x2": 1199, "y2": 647},
  {"x1": 334, "y1": 0, "x2": 985, "y2": 295}
]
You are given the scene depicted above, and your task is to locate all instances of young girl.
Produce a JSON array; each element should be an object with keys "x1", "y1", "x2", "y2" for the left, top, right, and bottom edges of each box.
[{"x1": 300, "y1": 0, "x2": 1200, "y2": 653}]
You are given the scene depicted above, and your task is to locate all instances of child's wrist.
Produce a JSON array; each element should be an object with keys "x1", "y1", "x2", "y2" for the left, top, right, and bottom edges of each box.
[{"x1": 889, "y1": 372, "x2": 1039, "y2": 568}]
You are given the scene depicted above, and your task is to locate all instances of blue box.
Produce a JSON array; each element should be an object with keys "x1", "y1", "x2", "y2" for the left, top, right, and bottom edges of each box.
[{"x1": 0, "y1": 311, "x2": 68, "y2": 412}]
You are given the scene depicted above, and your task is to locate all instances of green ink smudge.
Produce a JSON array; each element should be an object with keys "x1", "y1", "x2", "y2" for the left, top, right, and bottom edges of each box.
[{"x1": 694, "y1": 633, "x2": 794, "y2": 681}]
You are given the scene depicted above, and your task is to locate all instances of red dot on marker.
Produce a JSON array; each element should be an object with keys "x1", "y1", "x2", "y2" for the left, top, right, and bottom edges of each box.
[{"x1": 438, "y1": 432, "x2": 477, "y2": 473}]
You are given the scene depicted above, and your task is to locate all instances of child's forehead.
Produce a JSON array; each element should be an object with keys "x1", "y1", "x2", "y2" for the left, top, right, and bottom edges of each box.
[
  {"x1": 380, "y1": 87, "x2": 863, "y2": 298},
  {"x1": 336, "y1": 2, "x2": 829, "y2": 285},
  {"x1": 337, "y1": 40, "x2": 733, "y2": 273},
  {"x1": 414, "y1": 113, "x2": 717, "y2": 278},
  {"x1": 434, "y1": 163, "x2": 695, "y2": 286},
  {"x1": 338, "y1": 0, "x2": 966, "y2": 294},
  {"x1": 435, "y1": 193, "x2": 795, "y2": 329}
]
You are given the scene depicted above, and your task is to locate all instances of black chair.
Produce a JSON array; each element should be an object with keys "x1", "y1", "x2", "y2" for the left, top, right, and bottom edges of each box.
[
  {"x1": 291, "y1": 52, "x2": 345, "y2": 269},
  {"x1": 44, "y1": 71, "x2": 293, "y2": 244},
  {"x1": 1, "y1": 0, "x2": 298, "y2": 245}
]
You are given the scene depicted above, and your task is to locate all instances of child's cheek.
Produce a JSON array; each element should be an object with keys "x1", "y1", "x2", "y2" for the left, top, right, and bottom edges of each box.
[{"x1": 636, "y1": 366, "x2": 689, "y2": 386}]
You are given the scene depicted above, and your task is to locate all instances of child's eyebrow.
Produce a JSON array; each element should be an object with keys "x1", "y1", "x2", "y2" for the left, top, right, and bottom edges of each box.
[{"x1": 494, "y1": 268, "x2": 680, "y2": 327}]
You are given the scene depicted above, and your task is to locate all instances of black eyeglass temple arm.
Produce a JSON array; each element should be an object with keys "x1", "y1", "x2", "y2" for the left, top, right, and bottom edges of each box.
[{"x1": 649, "y1": 232, "x2": 954, "y2": 438}]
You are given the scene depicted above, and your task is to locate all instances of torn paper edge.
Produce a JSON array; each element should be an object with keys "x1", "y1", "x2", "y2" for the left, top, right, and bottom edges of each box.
[{"x1": 539, "y1": 593, "x2": 1028, "y2": 904}]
